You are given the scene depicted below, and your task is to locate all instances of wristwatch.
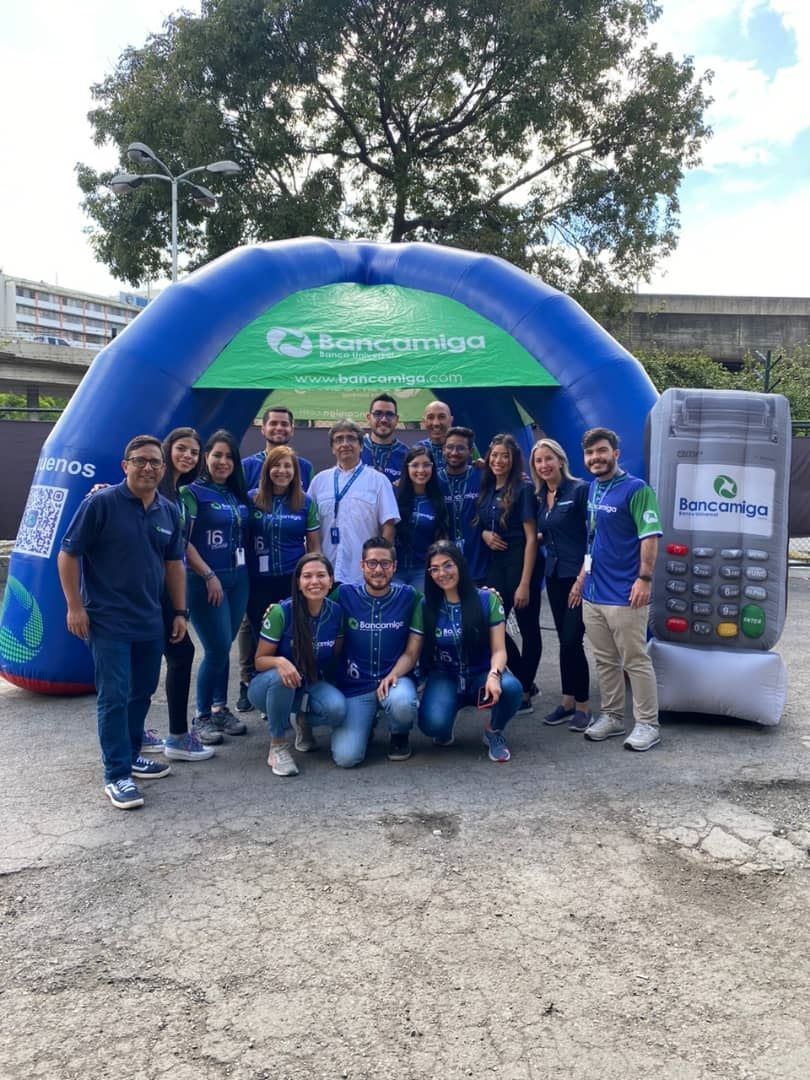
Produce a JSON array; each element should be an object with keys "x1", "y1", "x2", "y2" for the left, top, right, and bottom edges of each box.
[
  {"x1": 637, "y1": 574, "x2": 652, "y2": 583},
  {"x1": 173, "y1": 609, "x2": 190, "y2": 618}
]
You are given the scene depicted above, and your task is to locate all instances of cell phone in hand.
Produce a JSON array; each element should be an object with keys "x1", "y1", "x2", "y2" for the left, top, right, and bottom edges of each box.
[{"x1": 477, "y1": 685, "x2": 495, "y2": 709}]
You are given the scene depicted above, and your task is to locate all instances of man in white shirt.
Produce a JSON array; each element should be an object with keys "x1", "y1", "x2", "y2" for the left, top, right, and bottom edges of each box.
[{"x1": 308, "y1": 420, "x2": 400, "y2": 584}]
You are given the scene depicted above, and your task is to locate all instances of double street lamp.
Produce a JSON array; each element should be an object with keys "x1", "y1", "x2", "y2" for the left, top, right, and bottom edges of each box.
[{"x1": 110, "y1": 142, "x2": 241, "y2": 282}]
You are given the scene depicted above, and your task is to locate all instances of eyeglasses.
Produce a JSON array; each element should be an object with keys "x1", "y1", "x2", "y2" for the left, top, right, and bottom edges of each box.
[
  {"x1": 428, "y1": 561, "x2": 457, "y2": 576},
  {"x1": 333, "y1": 435, "x2": 360, "y2": 445},
  {"x1": 363, "y1": 558, "x2": 394, "y2": 570},
  {"x1": 444, "y1": 444, "x2": 469, "y2": 454},
  {"x1": 370, "y1": 410, "x2": 397, "y2": 420},
  {"x1": 126, "y1": 457, "x2": 163, "y2": 470}
]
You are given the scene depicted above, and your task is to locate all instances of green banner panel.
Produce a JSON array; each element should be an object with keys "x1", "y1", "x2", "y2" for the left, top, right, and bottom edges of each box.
[{"x1": 196, "y1": 284, "x2": 558, "y2": 391}]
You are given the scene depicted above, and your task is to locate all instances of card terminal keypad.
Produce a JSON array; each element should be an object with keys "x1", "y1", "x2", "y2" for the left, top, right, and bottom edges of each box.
[{"x1": 661, "y1": 543, "x2": 768, "y2": 643}]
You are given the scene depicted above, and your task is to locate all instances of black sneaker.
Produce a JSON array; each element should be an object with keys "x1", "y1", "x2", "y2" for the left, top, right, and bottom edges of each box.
[
  {"x1": 211, "y1": 706, "x2": 247, "y2": 736},
  {"x1": 235, "y1": 682, "x2": 254, "y2": 713},
  {"x1": 387, "y1": 732, "x2": 412, "y2": 761}
]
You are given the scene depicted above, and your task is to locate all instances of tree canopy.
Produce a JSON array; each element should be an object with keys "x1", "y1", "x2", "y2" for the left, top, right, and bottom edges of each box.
[{"x1": 78, "y1": 0, "x2": 710, "y2": 307}]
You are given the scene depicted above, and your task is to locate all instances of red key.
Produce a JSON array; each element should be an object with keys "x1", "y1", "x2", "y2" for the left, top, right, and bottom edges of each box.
[
  {"x1": 667, "y1": 544, "x2": 689, "y2": 556},
  {"x1": 665, "y1": 617, "x2": 688, "y2": 633}
]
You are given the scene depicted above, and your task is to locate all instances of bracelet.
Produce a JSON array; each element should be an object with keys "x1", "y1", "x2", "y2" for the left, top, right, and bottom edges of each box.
[
  {"x1": 489, "y1": 669, "x2": 502, "y2": 680},
  {"x1": 203, "y1": 570, "x2": 216, "y2": 581}
]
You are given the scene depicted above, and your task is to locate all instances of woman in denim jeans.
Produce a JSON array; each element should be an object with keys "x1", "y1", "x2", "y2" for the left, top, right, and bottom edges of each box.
[
  {"x1": 417, "y1": 541, "x2": 522, "y2": 762},
  {"x1": 182, "y1": 430, "x2": 250, "y2": 743},
  {"x1": 248, "y1": 553, "x2": 346, "y2": 777}
]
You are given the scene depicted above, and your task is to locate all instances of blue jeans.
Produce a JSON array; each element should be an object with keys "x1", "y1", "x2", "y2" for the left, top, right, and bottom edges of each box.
[
  {"x1": 333, "y1": 677, "x2": 418, "y2": 768},
  {"x1": 188, "y1": 567, "x2": 249, "y2": 716},
  {"x1": 395, "y1": 567, "x2": 425, "y2": 594},
  {"x1": 247, "y1": 670, "x2": 347, "y2": 738},
  {"x1": 418, "y1": 669, "x2": 522, "y2": 743},
  {"x1": 89, "y1": 634, "x2": 164, "y2": 783}
]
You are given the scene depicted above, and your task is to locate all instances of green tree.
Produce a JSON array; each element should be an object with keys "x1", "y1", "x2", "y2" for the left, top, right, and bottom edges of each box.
[{"x1": 78, "y1": 0, "x2": 710, "y2": 306}]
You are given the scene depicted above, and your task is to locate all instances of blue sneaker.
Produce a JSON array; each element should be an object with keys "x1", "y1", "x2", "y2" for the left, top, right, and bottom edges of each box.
[
  {"x1": 131, "y1": 756, "x2": 172, "y2": 779},
  {"x1": 140, "y1": 728, "x2": 164, "y2": 754},
  {"x1": 104, "y1": 777, "x2": 144, "y2": 810},
  {"x1": 164, "y1": 729, "x2": 215, "y2": 761},
  {"x1": 483, "y1": 728, "x2": 511, "y2": 763}
]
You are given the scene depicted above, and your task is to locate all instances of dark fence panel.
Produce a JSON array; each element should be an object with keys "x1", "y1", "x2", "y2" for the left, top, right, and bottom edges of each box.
[{"x1": 0, "y1": 421, "x2": 427, "y2": 540}]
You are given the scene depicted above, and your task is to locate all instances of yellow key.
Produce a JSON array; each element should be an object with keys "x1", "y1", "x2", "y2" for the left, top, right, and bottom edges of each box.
[{"x1": 716, "y1": 622, "x2": 738, "y2": 638}]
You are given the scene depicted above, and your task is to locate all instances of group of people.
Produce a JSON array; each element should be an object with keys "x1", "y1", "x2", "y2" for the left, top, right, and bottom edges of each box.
[{"x1": 57, "y1": 394, "x2": 663, "y2": 811}]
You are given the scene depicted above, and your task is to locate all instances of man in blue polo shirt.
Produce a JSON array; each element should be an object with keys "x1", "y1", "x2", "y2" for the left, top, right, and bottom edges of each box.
[
  {"x1": 439, "y1": 426, "x2": 488, "y2": 583},
  {"x1": 571, "y1": 427, "x2": 663, "y2": 752},
  {"x1": 331, "y1": 537, "x2": 423, "y2": 766},
  {"x1": 58, "y1": 435, "x2": 187, "y2": 809},
  {"x1": 360, "y1": 393, "x2": 409, "y2": 484},
  {"x1": 242, "y1": 404, "x2": 313, "y2": 490}
]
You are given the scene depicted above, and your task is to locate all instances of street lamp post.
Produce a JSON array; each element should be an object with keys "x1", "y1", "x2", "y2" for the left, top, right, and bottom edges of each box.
[{"x1": 110, "y1": 142, "x2": 241, "y2": 282}]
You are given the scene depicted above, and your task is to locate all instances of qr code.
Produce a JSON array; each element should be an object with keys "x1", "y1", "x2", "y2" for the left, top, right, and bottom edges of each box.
[{"x1": 14, "y1": 485, "x2": 69, "y2": 560}]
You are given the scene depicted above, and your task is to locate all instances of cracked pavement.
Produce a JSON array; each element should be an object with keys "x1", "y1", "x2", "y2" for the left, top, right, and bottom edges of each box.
[{"x1": 2, "y1": 572, "x2": 810, "y2": 1079}]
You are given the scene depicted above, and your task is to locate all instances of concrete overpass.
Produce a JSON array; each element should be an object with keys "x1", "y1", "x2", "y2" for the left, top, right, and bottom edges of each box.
[
  {"x1": 0, "y1": 334, "x2": 98, "y2": 406},
  {"x1": 612, "y1": 294, "x2": 810, "y2": 364}
]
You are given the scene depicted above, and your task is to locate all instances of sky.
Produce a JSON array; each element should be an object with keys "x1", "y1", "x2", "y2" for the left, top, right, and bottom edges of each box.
[{"x1": 1, "y1": 0, "x2": 808, "y2": 300}]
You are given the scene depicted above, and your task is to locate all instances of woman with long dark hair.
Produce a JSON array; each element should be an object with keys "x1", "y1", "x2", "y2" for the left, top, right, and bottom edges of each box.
[
  {"x1": 248, "y1": 553, "x2": 347, "y2": 777},
  {"x1": 143, "y1": 427, "x2": 215, "y2": 761},
  {"x1": 182, "y1": 429, "x2": 251, "y2": 743},
  {"x1": 418, "y1": 541, "x2": 522, "y2": 762},
  {"x1": 246, "y1": 445, "x2": 320, "y2": 638},
  {"x1": 477, "y1": 434, "x2": 541, "y2": 712},
  {"x1": 530, "y1": 437, "x2": 591, "y2": 731},
  {"x1": 395, "y1": 446, "x2": 448, "y2": 593}
]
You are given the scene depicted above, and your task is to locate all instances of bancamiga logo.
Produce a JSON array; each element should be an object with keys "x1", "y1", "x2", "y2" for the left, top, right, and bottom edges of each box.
[
  {"x1": 267, "y1": 328, "x2": 313, "y2": 358},
  {"x1": 642, "y1": 510, "x2": 659, "y2": 525},
  {"x1": 266, "y1": 326, "x2": 485, "y2": 358},
  {"x1": 679, "y1": 473, "x2": 768, "y2": 521}
]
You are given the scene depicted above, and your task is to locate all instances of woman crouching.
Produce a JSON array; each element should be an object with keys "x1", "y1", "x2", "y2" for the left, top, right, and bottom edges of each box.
[
  {"x1": 248, "y1": 554, "x2": 346, "y2": 776},
  {"x1": 418, "y1": 541, "x2": 522, "y2": 762}
]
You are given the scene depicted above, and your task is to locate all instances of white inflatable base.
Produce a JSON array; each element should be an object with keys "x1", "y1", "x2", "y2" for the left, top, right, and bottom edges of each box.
[{"x1": 648, "y1": 640, "x2": 788, "y2": 727}]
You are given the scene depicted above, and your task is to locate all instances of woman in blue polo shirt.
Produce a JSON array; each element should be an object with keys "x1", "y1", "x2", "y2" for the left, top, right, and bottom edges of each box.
[
  {"x1": 246, "y1": 445, "x2": 321, "y2": 638},
  {"x1": 477, "y1": 434, "x2": 541, "y2": 712},
  {"x1": 248, "y1": 553, "x2": 346, "y2": 777},
  {"x1": 395, "y1": 446, "x2": 449, "y2": 593},
  {"x1": 182, "y1": 429, "x2": 251, "y2": 742},
  {"x1": 531, "y1": 437, "x2": 592, "y2": 732},
  {"x1": 418, "y1": 541, "x2": 522, "y2": 762}
]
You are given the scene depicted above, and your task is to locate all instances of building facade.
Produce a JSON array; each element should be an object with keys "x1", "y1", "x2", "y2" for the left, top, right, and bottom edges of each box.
[{"x1": 0, "y1": 273, "x2": 145, "y2": 351}]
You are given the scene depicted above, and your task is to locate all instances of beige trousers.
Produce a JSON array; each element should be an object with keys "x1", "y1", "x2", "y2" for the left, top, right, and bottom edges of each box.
[{"x1": 582, "y1": 601, "x2": 659, "y2": 727}]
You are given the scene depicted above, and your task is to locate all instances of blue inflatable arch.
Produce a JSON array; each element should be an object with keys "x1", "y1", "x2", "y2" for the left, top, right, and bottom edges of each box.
[{"x1": 0, "y1": 238, "x2": 657, "y2": 693}]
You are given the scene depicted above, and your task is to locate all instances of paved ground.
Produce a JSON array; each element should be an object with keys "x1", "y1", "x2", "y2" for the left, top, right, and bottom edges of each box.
[{"x1": 2, "y1": 575, "x2": 810, "y2": 1079}]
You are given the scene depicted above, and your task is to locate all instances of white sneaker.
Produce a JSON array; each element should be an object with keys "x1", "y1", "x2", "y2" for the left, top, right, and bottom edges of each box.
[
  {"x1": 290, "y1": 712, "x2": 316, "y2": 753},
  {"x1": 584, "y1": 713, "x2": 626, "y2": 741},
  {"x1": 624, "y1": 722, "x2": 661, "y2": 752},
  {"x1": 267, "y1": 743, "x2": 299, "y2": 776}
]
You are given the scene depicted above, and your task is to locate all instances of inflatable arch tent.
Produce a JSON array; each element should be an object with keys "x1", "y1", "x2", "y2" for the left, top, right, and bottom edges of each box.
[{"x1": 0, "y1": 237, "x2": 658, "y2": 694}]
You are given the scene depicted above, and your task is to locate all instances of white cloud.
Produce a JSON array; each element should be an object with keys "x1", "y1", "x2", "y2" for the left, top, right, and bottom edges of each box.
[{"x1": 645, "y1": 185, "x2": 810, "y2": 295}]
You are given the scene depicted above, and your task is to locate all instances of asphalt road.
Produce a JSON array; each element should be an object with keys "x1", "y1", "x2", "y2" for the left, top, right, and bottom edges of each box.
[{"x1": 2, "y1": 573, "x2": 809, "y2": 1079}]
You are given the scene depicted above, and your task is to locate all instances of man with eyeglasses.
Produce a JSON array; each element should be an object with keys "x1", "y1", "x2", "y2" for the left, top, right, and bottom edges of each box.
[
  {"x1": 331, "y1": 537, "x2": 422, "y2": 764},
  {"x1": 439, "y1": 427, "x2": 489, "y2": 583},
  {"x1": 58, "y1": 435, "x2": 187, "y2": 810},
  {"x1": 308, "y1": 420, "x2": 400, "y2": 586},
  {"x1": 360, "y1": 393, "x2": 409, "y2": 484}
]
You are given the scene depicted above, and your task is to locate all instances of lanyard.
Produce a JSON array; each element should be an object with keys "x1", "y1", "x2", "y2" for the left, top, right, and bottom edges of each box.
[
  {"x1": 442, "y1": 601, "x2": 463, "y2": 659},
  {"x1": 587, "y1": 474, "x2": 622, "y2": 548},
  {"x1": 333, "y1": 464, "x2": 364, "y2": 520}
]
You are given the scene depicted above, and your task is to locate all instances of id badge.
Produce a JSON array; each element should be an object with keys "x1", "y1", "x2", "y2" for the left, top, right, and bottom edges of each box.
[
  {"x1": 235, "y1": 547, "x2": 246, "y2": 568},
  {"x1": 583, "y1": 554, "x2": 592, "y2": 574},
  {"x1": 457, "y1": 674, "x2": 466, "y2": 693},
  {"x1": 330, "y1": 526, "x2": 340, "y2": 545}
]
